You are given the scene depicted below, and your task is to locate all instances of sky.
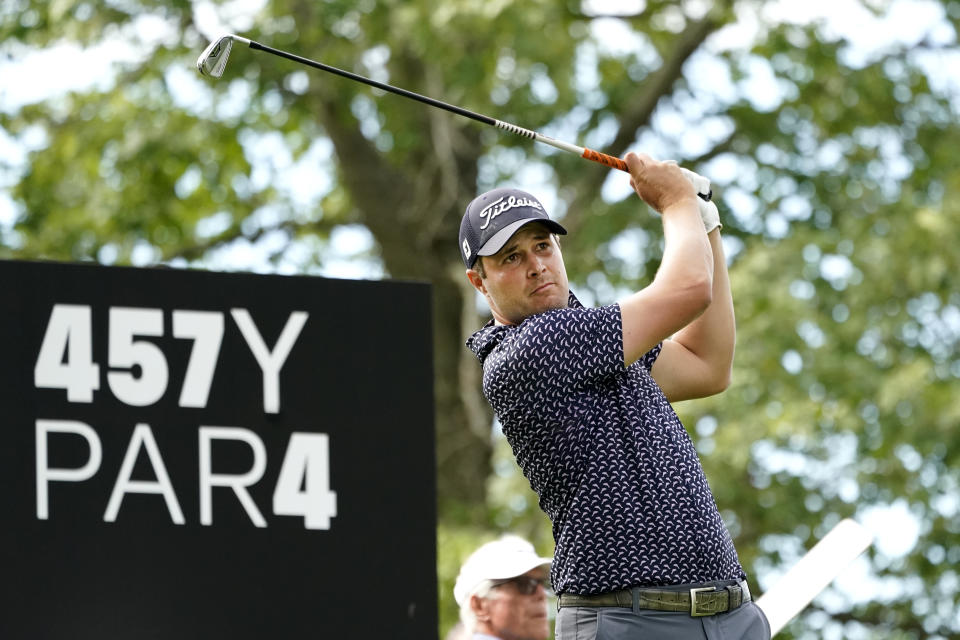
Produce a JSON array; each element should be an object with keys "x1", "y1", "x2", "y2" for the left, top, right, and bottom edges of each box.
[{"x1": 1, "y1": 1, "x2": 958, "y2": 614}]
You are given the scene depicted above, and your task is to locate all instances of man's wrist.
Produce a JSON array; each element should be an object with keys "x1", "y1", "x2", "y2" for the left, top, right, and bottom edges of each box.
[{"x1": 660, "y1": 196, "x2": 702, "y2": 217}]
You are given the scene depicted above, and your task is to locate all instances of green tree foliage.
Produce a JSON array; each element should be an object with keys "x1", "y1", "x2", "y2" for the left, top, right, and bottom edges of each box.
[{"x1": 3, "y1": 1, "x2": 959, "y2": 638}]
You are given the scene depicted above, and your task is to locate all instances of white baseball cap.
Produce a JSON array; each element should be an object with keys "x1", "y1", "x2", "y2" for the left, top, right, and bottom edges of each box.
[{"x1": 453, "y1": 536, "x2": 553, "y2": 606}]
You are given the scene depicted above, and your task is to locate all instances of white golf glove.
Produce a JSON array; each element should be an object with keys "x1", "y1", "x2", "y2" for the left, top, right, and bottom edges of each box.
[{"x1": 679, "y1": 167, "x2": 722, "y2": 233}]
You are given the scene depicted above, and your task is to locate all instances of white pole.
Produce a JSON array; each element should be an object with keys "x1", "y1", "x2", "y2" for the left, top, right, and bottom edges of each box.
[{"x1": 755, "y1": 518, "x2": 874, "y2": 636}]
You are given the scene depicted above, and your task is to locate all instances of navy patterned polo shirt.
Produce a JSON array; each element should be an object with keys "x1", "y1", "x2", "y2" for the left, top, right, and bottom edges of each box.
[{"x1": 466, "y1": 293, "x2": 746, "y2": 594}]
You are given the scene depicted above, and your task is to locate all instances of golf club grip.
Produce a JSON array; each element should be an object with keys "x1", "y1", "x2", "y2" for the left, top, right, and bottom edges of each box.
[
  {"x1": 582, "y1": 148, "x2": 628, "y2": 173},
  {"x1": 585, "y1": 150, "x2": 714, "y2": 202}
]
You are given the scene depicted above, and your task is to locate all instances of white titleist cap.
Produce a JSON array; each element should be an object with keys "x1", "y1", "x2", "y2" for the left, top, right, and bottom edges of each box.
[{"x1": 453, "y1": 536, "x2": 552, "y2": 606}]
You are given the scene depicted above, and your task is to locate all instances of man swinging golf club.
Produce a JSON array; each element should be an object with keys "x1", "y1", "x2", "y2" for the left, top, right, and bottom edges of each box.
[{"x1": 461, "y1": 153, "x2": 770, "y2": 640}]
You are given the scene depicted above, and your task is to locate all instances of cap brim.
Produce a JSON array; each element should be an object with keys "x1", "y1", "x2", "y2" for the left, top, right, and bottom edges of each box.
[
  {"x1": 486, "y1": 557, "x2": 553, "y2": 580},
  {"x1": 477, "y1": 218, "x2": 567, "y2": 257},
  {"x1": 453, "y1": 556, "x2": 553, "y2": 606}
]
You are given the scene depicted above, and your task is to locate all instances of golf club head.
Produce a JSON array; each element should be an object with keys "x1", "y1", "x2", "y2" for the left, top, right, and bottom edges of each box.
[{"x1": 197, "y1": 35, "x2": 235, "y2": 77}]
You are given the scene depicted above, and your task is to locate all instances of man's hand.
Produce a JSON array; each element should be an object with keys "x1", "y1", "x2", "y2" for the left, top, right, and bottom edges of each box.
[{"x1": 625, "y1": 152, "x2": 699, "y2": 214}]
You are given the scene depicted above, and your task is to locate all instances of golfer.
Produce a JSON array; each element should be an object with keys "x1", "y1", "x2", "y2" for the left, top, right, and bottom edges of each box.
[{"x1": 460, "y1": 153, "x2": 770, "y2": 639}]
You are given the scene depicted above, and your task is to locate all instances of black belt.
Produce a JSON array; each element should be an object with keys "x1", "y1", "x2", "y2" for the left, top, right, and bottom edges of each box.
[{"x1": 557, "y1": 580, "x2": 752, "y2": 617}]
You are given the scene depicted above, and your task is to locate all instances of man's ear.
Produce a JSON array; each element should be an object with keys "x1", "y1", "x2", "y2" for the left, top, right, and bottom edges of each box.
[
  {"x1": 470, "y1": 593, "x2": 490, "y2": 623},
  {"x1": 466, "y1": 269, "x2": 486, "y2": 295}
]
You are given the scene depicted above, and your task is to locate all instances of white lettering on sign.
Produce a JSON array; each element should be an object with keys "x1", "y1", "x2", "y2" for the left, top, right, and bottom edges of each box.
[
  {"x1": 34, "y1": 305, "x2": 100, "y2": 402},
  {"x1": 273, "y1": 433, "x2": 338, "y2": 530},
  {"x1": 230, "y1": 309, "x2": 308, "y2": 414},
  {"x1": 31, "y1": 304, "x2": 331, "y2": 530},
  {"x1": 32, "y1": 304, "x2": 306, "y2": 413},
  {"x1": 478, "y1": 195, "x2": 543, "y2": 230},
  {"x1": 172, "y1": 310, "x2": 224, "y2": 408},
  {"x1": 104, "y1": 424, "x2": 184, "y2": 524},
  {"x1": 35, "y1": 419, "x2": 102, "y2": 520},
  {"x1": 34, "y1": 420, "x2": 337, "y2": 531},
  {"x1": 199, "y1": 426, "x2": 268, "y2": 527},
  {"x1": 107, "y1": 307, "x2": 169, "y2": 406}
]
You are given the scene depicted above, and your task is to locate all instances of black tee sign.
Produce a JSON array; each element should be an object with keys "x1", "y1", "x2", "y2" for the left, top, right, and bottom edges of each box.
[{"x1": 0, "y1": 259, "x2": 437, "y2": 640}]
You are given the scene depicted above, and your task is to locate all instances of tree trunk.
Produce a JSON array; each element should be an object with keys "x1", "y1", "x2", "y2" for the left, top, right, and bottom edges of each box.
[{"x1": 317, "y1": 95, "x2": 494, "y2": 523}]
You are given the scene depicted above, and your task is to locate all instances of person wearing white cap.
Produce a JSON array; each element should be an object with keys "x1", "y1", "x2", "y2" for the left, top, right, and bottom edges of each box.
[{"x1": 454, "y1": 536, "x2": 553, "y2": 640}]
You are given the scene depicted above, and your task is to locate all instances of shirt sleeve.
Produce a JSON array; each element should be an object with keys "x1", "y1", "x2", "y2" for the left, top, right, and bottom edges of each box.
[
  {"x1": 488, "y1": 303, "x2": 625, "y2": 394},
  {"x1": 639, "y1": 341, "x2": 662, "y2": 372}
]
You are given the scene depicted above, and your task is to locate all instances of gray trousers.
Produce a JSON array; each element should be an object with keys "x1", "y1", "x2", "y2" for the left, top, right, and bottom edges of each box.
[{"x1": 556, "y1": 596, "x2": 770, "y2": 640}]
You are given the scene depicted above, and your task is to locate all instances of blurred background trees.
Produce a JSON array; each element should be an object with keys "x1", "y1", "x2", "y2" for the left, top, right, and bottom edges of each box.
[{"x1": 2, "y1": 0, "x2": 959, "y2": 637}]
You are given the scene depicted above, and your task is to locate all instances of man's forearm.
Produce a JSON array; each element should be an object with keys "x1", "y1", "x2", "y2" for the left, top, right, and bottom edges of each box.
[
  {"x1": 670, "y1": 229, "x2": 735, "y2": 391},
  {"x1": 620, "y1": 197, "x2": 714, "y2": 366},
  {"x1": 656, "y1": 198, "x2": 715, "y2": 298}
]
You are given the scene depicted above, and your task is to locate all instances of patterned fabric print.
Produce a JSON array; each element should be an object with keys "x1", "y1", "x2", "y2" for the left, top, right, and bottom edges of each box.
[{"x1": 466, "y1": 293, "x2": 746, "y2": 595}]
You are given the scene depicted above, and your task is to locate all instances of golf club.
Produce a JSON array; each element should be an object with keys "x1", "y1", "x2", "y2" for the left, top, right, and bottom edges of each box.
[{"x1": 197, "y1": 34, "x2": 711, "y2": 202}]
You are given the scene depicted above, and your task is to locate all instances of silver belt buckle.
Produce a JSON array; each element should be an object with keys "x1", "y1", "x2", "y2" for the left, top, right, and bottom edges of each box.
[{"x1": 689, "y1": 586, "x2": 717, "y2": 617}]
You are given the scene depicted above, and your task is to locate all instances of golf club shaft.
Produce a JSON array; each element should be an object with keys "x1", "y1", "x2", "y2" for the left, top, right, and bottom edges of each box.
[{"x1": 238, "y1": 37, "x2": 630, "y2": 173}]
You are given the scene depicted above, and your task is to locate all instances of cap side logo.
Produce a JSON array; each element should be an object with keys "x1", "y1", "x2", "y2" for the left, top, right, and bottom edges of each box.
[
  {"x1": 478, "y1": 195, "x2": 543, "y2": 230},
  {"x1": 462, "y1": 238, "x2": 471, "y2": 259}
]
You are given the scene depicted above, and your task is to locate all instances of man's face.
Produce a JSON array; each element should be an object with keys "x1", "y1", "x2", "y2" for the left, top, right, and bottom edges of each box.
[
  {"x1": 467, "y1": 222, "x2": 569, "y2": 325},
  {"x1": 477, "y1": 568, "x2": 551, "y2": 640}
]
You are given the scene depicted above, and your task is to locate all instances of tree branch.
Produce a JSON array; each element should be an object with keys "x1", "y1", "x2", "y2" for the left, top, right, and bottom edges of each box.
[
  {"x1": 561, "y1": 4, "x2": 731, "y2": 237},
  {"x1": 609, "y1": 10, "x2": 726, "y2": 159}
]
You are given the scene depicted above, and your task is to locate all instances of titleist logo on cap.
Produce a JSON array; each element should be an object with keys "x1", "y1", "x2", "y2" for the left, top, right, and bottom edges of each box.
[{"x1": 479, "y1": 195, "x2": 543, "y2": 230}]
